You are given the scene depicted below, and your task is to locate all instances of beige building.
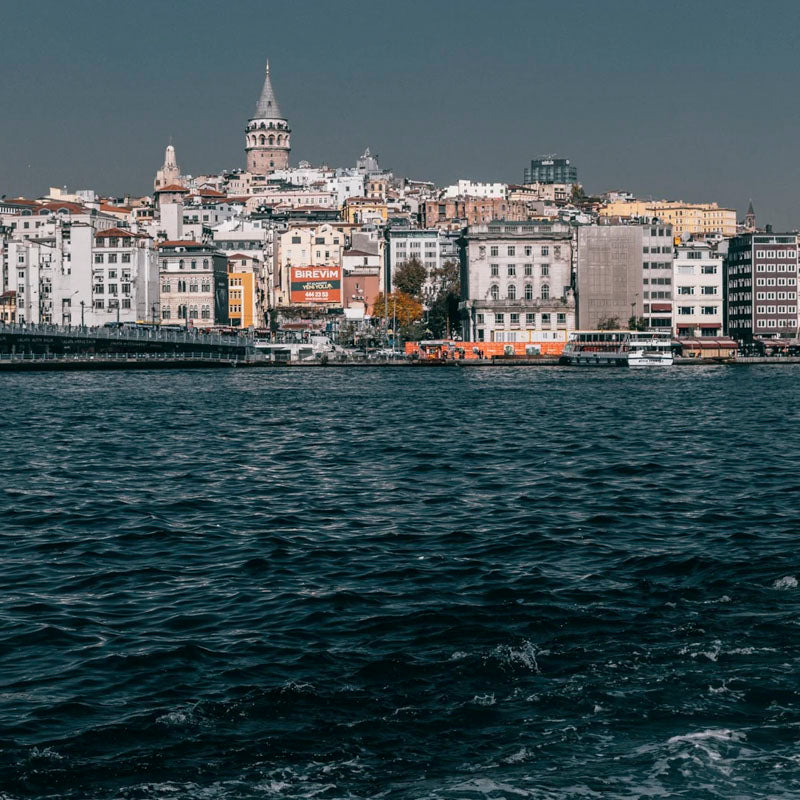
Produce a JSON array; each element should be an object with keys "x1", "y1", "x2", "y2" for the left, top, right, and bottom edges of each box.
[
  {"x1": 600, "y1": 200, "x2": 736, "y2": 237},
  {"x1": 275, "y1": 223, "x2": 349, "y2": 306},
  {"x1": 158, "y1": 241, "x2": 229, "y2": 326}
]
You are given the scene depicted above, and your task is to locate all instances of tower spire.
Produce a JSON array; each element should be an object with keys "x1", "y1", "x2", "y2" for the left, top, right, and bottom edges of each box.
[{"x1": 254, "y1": 57, "x2": 281, "y2": 119}]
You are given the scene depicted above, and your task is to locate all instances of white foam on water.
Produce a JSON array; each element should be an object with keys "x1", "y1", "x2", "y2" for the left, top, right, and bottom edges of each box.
[
  {"x1": 492, "y1": 640, "x2": 541, "y2": 673},
  {"x1": 448, "y1": 777, "x2": 533, "y2": 797},
  {"x1": 666, "y1": 728, "x2": 744, "y2": 746},
  {"x1": 472, "y1": 693, "x2": 496, "y2": 706},
  {"x1": 774, "y1": 575, "x2": 798, "y2": 590}
]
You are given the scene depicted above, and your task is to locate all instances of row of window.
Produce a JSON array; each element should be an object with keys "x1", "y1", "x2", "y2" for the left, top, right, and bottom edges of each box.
[
  {"x1": 484, "y1": 245, "x2": 561, "y2": 258},
  {"x1": 477, "y1": 312, "x2": 567, "y2": 326},
  {"x1": 756, "y1": 250, "x2": 797, "y2": 258},
  {"x1": 162, "y1": 259, "x2": 211, "y2": 270},
  {"x1": 642, "y1": 262, "x2": 673, "y2": 270},
  {"x1": 645, "y1": 277, "x2": 672, "y2": 286},
  {"x1": 677, "y1": 306, "x2": 719, "y2": 315},
  {"x1": 93, "y1": 284, "x2": 131, "y2": 295},
  {"x1": 756, "y1": 292, "x2": 797, "y2": 300},
  {"x1": 489, "y1": 284, "x2": 551, "y2": 300},
  {"x1": 756, "y1": 277, "x2": 797, "y2": 286},
  {"x1": 161, "y1": 305, "x2": 212, "y2": 319},
  {"x1": 677, "y1": 285, "x2": 717, "y2": 295},
  {"x1": 490, "y1": 264, "x2": 549, "y2": 277},
  {"x1": 756, "y1": 305, "x2": 797, "y2": 314},
  {"x1": 644, "y1": 291, "x2": 671, "y2": 299},
  {"x1": 756, "y1": 263, "x2": 797, "y2": 272},
  {"x1": 162, "y1": 280, "x2": 212, "y2": 293},
  {"x1": 643, "y1": 246, "x2": 672, "y2": 254},
  {"x1": 94, "y1": 253, "x2": 132, "y2": 264},
  {"x1": 94, "y1": 299, "x2": 131, "y2": 310}
]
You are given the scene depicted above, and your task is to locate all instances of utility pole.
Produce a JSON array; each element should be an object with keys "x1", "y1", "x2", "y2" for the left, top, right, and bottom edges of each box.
[
  {"x1": 392, "y1": 294, "x2": 396, "y2": 354},
  {"x1": 80, "y1": 300, "x2": 85, "y2": 327}
]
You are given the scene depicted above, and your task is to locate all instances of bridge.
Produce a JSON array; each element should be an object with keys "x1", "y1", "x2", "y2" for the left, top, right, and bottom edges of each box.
[{"x1": 0, "y1": 322, "x2": 255, "y2": 359}]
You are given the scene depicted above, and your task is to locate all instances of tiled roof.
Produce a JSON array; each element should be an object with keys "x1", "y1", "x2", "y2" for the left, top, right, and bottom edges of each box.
[{"x1": 155, "y1": 184, "x2": 189, "y2": 193}]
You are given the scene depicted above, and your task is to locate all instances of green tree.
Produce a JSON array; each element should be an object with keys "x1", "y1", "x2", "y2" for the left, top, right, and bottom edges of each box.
[
  {"x1": 392, "y1": 258, "x2": 427, "y2": 299},
  {"x1": 426, "y1": 259, "x2": 461, "y2": 338}
]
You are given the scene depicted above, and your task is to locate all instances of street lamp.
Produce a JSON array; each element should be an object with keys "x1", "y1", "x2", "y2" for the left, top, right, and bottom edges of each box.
[{"x1": 80, "y1": 300, "x2": 85, "y2": 327}]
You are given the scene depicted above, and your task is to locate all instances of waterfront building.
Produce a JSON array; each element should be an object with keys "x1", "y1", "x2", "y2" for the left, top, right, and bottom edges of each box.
[
  {"x1": 575, "y1": 225, "x2": 643, "y2": 330},
  {"x1": 523, "y1": 157, "x2": 577, "y2": 185},
  {"x1": 245, "y1": 60, "x2": 291, "y2": 175},
  {"x1": 157, "y1": 240, "x2": 229, "y2": 326},
  {"x1": 92, "y1": 228, "x2": 159, "y2": 325},
  {"x1": 600, "y1": 199, "x2": 736, "y2": 238},
  {"x1": 459, "y1": 220, "x2": 575, "y2": 344},
  {"x1": 275, "y1": 223, "x2": 349, "y2": 307},
  {"x1": 0, "y1": 290, "x2": 15, "y2": 323},
  {"x1": 725, "y1": 232, "x2": 799, "y2": 341},
  {"x1": 227, "y1": 257, "x2": 258, "y2": 328},
  {"x1": 672, "y1": 241, "x2": 724, "y2": 337},
  {"x1": 641, "y1": 223, "x2": 675, "y2": 333},
  {"x1": 385, "y1": 227, "x2": 458, "y2": 300}
]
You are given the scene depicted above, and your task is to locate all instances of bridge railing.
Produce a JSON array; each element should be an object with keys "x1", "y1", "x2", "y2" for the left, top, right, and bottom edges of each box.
[
  {"x1": 0, "y1": 322, "x2": 255, "y2": 349},
  {"x1": 0, "y1": 351, "x2": 249, "y2": 363}
]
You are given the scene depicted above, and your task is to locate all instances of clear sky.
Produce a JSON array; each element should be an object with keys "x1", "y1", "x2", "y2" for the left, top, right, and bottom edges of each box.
[{"x1": 2, "y1": 0, "x2": 798, "y2": 228}]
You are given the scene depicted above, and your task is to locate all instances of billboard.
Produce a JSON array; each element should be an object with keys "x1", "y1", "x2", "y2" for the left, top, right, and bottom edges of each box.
[{"x1": 290, "y1": 266, "x2": 342, "y2": 304}]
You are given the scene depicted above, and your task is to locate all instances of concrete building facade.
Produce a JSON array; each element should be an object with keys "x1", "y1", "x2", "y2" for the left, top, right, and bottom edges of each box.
[
  {"x1": 460, "y1": 221, "x2": 575, "y2": 344},
  {"x1": 576, "y1": 226, "x2": 643, "y2": 330},
  {"x1": 725, "y1": 233, "x2": 799, "y2": 341},
  {"x1": 641, "y1": 223, "x2": 674, "y2": 332}
]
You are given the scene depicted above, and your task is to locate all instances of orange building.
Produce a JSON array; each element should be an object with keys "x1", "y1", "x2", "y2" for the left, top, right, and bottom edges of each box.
[{"x1": 228, "y1": 271, "x2": 256, "y2": 328}]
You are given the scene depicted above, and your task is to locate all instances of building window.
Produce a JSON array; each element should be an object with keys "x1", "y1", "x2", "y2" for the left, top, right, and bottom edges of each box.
[
  {"x1": 524, "y1": 284, "x2": 533, "y2": 300},
  {"x1": 507, "y1": 246, "x2": 515, "y2": 256},
  {"x1": 94, "y1": 254, "x2": 104, "y2": 263},
  {"x1": 526, "y1": 313, "x2": 535, "y2": 325},
  {"x1": 490, "y1": 264, "x2": 499, "y2": 276},
  {"x1": 201, "y1": 305, "x2": 211, "y2": 319},
  {"x1": 524, "y1": 246, "x2": 532, "y2": 257},
  {"x1": 541, "y1": 246, "x2": 549, "y2": 256},
  {"x1": 162, "y1": 307, "x2": 171, "y2": 319},
  {"x1": 476, "y1": 313, "x2": 484, "y2": 323},
  {"x1": 524, "y1": 264, "x2": 532, "y2": 276},
  {"x1": 507, "y1": 284, "x2": 516, "y2": 300},
  {"x1": 701, "y1": 306, "x2": 717, "y2": 315},
  {"x1": 507, "y1": 264, "x2": 516, "y2": 277},
  {"x1": 490, "y1": 285, "x2": 499, "y2": 300},
  {"x1": 121, "y1": 253, "x2": 131, "y2": 263},
  {"x1": 108, "y1": 254, "x2": 117, "y2": 264},
  {"x1": 121, "y1": 298, "x2": 131, "y2": 309},
  {"x1": 162, "y1": 282, "x2": 170, "y2": 293},
  {"x1": 557, "y1": 313, "x2": 566, "y2": 324},
  {"x1": 541, "y1": 313, "x2": 551, "y2": 324},
  {"x1": 490, "y1": 246, "x2": 499, "y2": 257},
  {"x1": 496, "y1": 313, "x2": 505, "y2": 324},
  {"x1": 201, "y1": 281, "x2": 211, "y2": 292},
  {"x1": 541, "y1": 284, "x2": 550, "y2": 300}
]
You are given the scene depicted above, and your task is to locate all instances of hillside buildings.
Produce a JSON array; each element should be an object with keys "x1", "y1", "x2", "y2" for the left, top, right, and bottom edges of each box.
[{"x1": 600, "y1": 199, "x2": 736, "y2": 238}]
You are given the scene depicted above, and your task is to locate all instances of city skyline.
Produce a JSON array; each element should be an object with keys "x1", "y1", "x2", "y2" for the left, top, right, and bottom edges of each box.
[{"x1": 2, "y1": 0, "x2": 799, "y2": 228}]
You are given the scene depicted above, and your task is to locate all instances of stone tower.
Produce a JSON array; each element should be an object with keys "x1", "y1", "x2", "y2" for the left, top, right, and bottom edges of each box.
[
  {"x1": 245, "y1": 60, "x2": 291, "y2": 174},
  {"x1": 745, "y1": 199, "x2": 756, "y2": 231},
  {"x1": 154, "y1": 142, "x2": 182, "y2": 191}
]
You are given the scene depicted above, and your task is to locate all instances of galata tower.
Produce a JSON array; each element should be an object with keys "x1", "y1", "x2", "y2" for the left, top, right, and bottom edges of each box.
[{"x1": 245, "y1": 60, "x2": 291, "y2": 174}]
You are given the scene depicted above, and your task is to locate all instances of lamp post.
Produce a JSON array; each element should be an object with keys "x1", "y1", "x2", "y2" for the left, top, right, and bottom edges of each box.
[{"x1": 80, "y1": 300, "x2": 85, "y2": 327}]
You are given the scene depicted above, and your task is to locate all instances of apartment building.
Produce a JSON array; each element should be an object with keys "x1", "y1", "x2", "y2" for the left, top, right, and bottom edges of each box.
[{"x1": 673, "y1": 242, "x2": 724, "y2": 337}]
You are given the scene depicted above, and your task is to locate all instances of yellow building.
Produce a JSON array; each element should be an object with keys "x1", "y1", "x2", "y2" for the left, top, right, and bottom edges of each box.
[
  {"x1": 228, "y1": 270, "x2": 256, "y2": 328},
  {"x1": 600, "y1": 200, "x2": 736, "y2": 237},
  {"x1": 343, "y1": 197, "x2": 388, "y2": 225}
]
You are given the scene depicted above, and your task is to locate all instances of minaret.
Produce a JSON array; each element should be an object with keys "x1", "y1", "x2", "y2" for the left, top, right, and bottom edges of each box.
[
  {"x1": 745, "y1": 200, "x2": 756, "y2": 231},
  {"x1": 245, "y1": 60, "x2": 291, "y2": 174},
  {"x1": 154, "y1": 141, "x2": 182, "y2": 191}
]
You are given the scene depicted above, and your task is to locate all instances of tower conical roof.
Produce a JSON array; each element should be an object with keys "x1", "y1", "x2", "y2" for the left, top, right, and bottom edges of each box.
[
  {"x1": 747, "y1": 199, "x2": 755, "y2": 215},
  {"x1": 253, "y1": 60, "x2": 282, "y2": 120}
]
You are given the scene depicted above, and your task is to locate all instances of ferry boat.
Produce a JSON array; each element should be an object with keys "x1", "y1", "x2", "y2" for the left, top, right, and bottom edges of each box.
[{"x1": 562, "y1": 330, "x2": 674, "y2": 367}]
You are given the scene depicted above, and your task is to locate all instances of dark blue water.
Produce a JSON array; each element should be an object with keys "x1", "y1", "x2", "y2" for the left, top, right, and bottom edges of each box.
[{"x1": 1, "y1": 366, "x2": 800, "y2": 799}]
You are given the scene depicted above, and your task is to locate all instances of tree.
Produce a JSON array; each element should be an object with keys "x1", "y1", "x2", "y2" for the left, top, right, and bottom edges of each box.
[
  {"x1": 426, "y1": 259, "x2": 461, "y2": 338},
  {"x1": 371, "y1": 291, "x2": 424, "y2": 327},
  {"x1": 597, "y1": 316, "x2": 620, "y2": 330},
  {"x1": 628, "y1": 315, "x2": 648, "y2": 331},
  {"x1": 392, "y1": 258, "x2": 427, "y2": 299}
]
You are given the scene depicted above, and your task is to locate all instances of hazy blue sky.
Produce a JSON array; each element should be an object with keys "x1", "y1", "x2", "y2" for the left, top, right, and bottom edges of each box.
[{"x1": 2, "y1": 0, "x2": 798, "y2": 228}]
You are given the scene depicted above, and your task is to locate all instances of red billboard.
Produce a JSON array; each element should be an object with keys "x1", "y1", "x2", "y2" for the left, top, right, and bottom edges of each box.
[{"x1": 289, "y1": 266, "x2": 342, "y2": 303}]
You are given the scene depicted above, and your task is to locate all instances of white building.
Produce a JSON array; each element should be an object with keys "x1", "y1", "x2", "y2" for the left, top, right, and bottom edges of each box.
[
  {"x1": 673, "y1": 241, "x2": 724, "y2": 337},
  {"x1": 460, "y1": 221, "x2": 575, "y2": 344},
  {"x1": 444, "y1": 180, "x2": 506, "y2": 199},
  {"x1": 385, "y1": 228, "x2": 459, "y2": 304},
  {"x1": 642, "y1": 222, "x2": 675, "y2": 332}
]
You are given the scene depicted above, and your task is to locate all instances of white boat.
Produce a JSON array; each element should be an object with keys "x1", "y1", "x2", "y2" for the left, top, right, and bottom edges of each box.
[{"x1": 562, "y1": 330, "x2": 674, "y2": 367}]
